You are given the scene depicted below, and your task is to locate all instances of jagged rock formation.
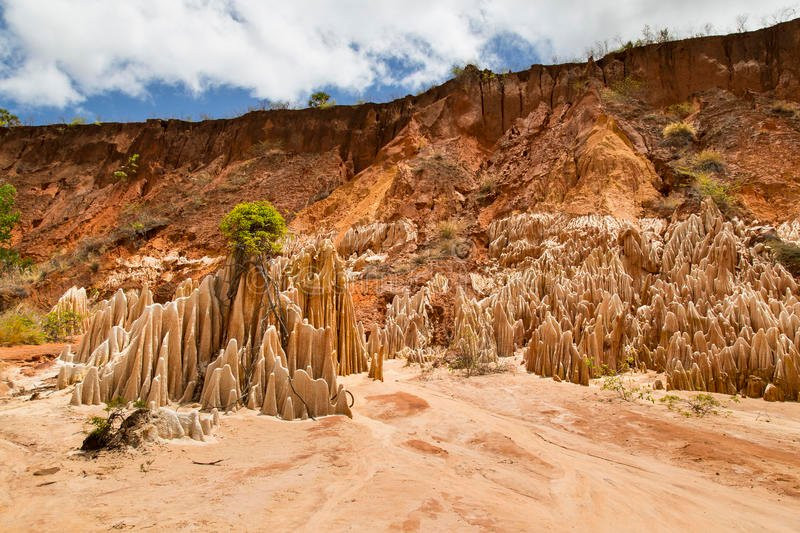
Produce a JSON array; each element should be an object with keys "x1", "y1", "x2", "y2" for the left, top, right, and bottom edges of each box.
[
  {"x1": 50, "y1": 286, "x2": 88, "y2": 317},
  {"x1": 467, "y1": 199, "x2": 800, "y2": 401},
  {"x1": 338, "y1": 218, "x2": 417, "y2": 257},
  {"x1": 59, "y1": 240, "x2": 360, "y2": 419},
  {"x1": 777, "y1": 219, "x2": 800, "y2": 245},
  {"x1": 365, "y1": 274, "x2": 449, "y2": 374}
]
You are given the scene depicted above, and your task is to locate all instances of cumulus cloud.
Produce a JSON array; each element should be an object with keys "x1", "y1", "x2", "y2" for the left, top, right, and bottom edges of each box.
[{"x1": 0, "y1": 0, "x2": 796, "y2": 108}]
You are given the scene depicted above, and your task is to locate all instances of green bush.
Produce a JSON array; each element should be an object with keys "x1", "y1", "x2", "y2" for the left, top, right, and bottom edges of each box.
[
  {"x1": 693, "y1": 150, "x2": 725, "y2": 173},
  {"x1": 42, "y1": 309, "x2": 84, "y2": 342},
  {"x1": 0, "y1": 108, "x2": 20, "y2": 128},
  {"x1": 113, "y1": 153, "x2": 140, "y2": 181},
  {"x1": 695, "y1": 173, "x2": 734, "y2": 208},
  {"x1": 662, "y1": 122, "x2": 696, "y2": 145},
  {"x1": 0, "y1": 308, "x2": 45, "y2": 346},
  {"x1": 220, "y1": 201, "x2": 287, "y2": 256},
  {"x1": 308, "y1": 91, "x2": 334, "y2": 109}
]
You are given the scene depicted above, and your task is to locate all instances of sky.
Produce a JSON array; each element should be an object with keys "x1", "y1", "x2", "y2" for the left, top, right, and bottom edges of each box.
[{"x1": 0, "y1": 1, "x2": 797, "y2": 125}]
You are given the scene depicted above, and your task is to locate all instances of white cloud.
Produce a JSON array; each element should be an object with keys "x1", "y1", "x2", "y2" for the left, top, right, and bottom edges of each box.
[{"x1": 0, "y1": 0, "x2": 796, "y2": 108}]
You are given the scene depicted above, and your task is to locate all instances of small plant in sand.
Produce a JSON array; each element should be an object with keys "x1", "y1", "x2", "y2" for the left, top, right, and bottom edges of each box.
[
  {"x1": 659, "y1": 393, "x2": 722, "y2": 417},
  {"x1": 662, "y1": 121, "x2": 696, "y2": 145},
  {"x1": 600, "y1": 374, "x2": 654, "y2": 403}
]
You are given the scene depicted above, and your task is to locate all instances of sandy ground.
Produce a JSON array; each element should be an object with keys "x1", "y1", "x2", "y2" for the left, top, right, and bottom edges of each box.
[{"x1": 1, "y1": 353, "x2": 800, "y2": 532}]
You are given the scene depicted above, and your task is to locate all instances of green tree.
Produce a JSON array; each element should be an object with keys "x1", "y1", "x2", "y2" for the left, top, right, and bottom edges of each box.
[
  {"x1": 220, "y1": 201, "x2": 287, "y2": 256},
  {"x1": 0, "y1": 183, "x2": 25, "y2": 270},
  {"x1": 308, "y1": 91, "x2": 334, "y2": 109},
  {"x1": 0, "y1": 108, "x2": 20, "y2": 128}
]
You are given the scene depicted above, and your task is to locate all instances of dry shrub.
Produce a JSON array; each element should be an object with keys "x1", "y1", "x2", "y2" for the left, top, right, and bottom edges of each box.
[{"x1": 663, "y1": 122, "x2": 696, "y2": 145}]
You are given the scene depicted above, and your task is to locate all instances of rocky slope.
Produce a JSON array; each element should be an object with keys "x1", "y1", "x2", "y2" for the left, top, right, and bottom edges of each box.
[{"x1": 2, "y1": 18, "x2": 800, "y2": 307}]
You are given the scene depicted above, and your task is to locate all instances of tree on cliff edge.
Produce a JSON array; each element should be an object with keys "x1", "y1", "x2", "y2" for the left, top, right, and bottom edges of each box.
[
  {"x1": 308, "y1": 91, "x2": 334, "y2": 109},
  {"x1": 0, "y1": 108, "x2": 20, "y2": 128}
]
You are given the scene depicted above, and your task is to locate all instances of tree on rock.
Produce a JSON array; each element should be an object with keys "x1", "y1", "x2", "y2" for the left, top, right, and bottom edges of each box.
[{"x1": 220, "y1": 201, "x2": 287, "y2": 257}]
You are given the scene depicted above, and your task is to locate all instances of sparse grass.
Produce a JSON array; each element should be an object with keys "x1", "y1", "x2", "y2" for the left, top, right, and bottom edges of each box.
[
  {"x1": 662, "y1": 121, "x2": 696, "y2": 146},
  {"x1": 437, "y1": 220, "x2": 460, "y2": 240},
  {"x1": 666, "y1": 101, "x2": 694, "y2": 119},
  {"x1": 601, "y1": 76, "x2": 643, "y2": 103},
  {"x1": 692, "y1": 149, "x2": 725, "y2": 173},
  {"x1": 0, "y1": 307, "x2": 45, "y2": 346},
  {"x1": 448, "y1": 349, "x2": 507, "y2": 377},
  {"x1": 477, "y1": 178, "x2": 498, "y2": 205},
  {"x1": 117, "y1": 211, "x2": 168, "y2": 244},
  {"x1": 770, "y1": 100, "x2": 798, "y2": 117},
  {"x1": 695, "y1": 173, "x2": 735, "y2": 209},
  {"x1": 88, "y1": 415, "x2": 110, "y2": 436},
  {"x1": 105, "y1": 397, "x2": 128, "y2": 411}
]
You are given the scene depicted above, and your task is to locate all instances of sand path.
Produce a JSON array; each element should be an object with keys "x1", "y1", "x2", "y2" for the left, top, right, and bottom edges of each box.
[{"x1": 1, "y1": 357, "x2": 799, "y2": 531}]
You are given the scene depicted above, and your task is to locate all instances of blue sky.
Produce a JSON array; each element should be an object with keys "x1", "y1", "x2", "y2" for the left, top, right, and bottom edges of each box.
[{"x1": 0, "y1": 1, "x2": 796, "y2": 125}]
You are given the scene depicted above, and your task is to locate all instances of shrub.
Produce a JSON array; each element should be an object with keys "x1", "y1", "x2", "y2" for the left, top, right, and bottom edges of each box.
[
  {"x1": 308, "y1": 91, "x2": 334, "y2": 109},
  {"x1": 695, "y1": 173, "x2": 734, "y2": 208},
  {"x1": 600, "y1": 76, "x2": 644, "y2": 103},
  {"x1": 0, "y1": 308, "x2": 45, "y2": 346},
  {"x1": 693, "y1": 150, "x2": 725, "y2": 173},
  {"x1": 0, "y1": 108, "x2": 20, "y2": 128},
  {"x1": 666, "y1": 101, "x2": 693, "y2": 119},
  {"x1": 42, "y1": 309, "x2": 84, "y2": 342},
  {"x1": 610, "y1": 76, "x2": 643, "y2": 98},
  {"x1": 437, "y1": 220, "x2": 460, "y2": 240},
  {"x1": 662, "y1": 122, "x2": 696, "y2": 145},
  {"x1": 113, "y1": 153, "x2": 140, "y2": 181},
  {"x1": 220, "y1": 201, "x2": 287, "y2": 256},
  {"x1": 770, "y1": 101, "x2": 797, "y2": 117},
  {"x1": 477, "y1": 178, "x2": 498, "y2": 205}
]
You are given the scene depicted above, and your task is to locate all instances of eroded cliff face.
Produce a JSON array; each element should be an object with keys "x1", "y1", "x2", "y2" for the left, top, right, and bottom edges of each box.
[{"x1": 2, "y1": 18, "x2": 800, "y2": 304}]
